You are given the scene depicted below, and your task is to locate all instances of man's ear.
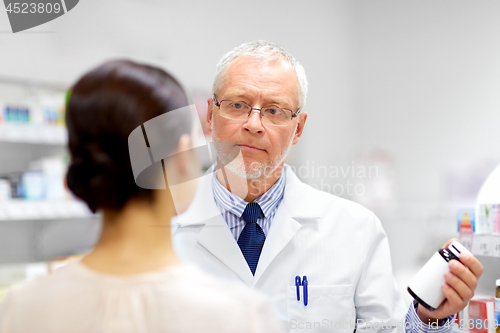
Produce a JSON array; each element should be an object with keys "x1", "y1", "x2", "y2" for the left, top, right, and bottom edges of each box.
[
  {"x1": 205, "y1": 98, "x2": 214, "y2": 134},
  {"x1": 292, "y1": 112, "x2": 307, "y2": 145}
]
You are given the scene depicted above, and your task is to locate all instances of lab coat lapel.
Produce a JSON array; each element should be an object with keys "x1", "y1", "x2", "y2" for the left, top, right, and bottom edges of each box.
[
  {"x1": 252, "y1": 203, "x2": 301, "y2": 285},
  {"x1": 177, "y1": 169, "x2": 254, "y2": 286},
  {"x1": 252, "y1": 166, "x2": 321, "y2": 286},
  {"x1": 196, "y1": 215, "x2": 254, "y2": 286}
]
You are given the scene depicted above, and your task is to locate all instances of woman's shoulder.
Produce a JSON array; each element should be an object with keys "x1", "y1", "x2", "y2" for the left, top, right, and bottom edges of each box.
[{"x1": 1, "y1": 261, "x2": 87, "y2": 304}]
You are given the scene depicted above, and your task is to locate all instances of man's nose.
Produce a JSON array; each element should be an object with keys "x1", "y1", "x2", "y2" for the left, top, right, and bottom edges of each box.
[{"x1": 244, "y1": 109, "x2": 264, "y2": 133}]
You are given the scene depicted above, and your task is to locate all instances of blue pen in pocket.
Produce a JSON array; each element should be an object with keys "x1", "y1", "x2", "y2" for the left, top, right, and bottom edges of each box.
[
  {"x1": 302, "y1": 276, "x2": 308, "y2": 306},
  {"x1": 295, "y1": 275, "x2": 308, "y2": 306},
  {"x1": 295, "y1": 276, "x2": 301, "y2": 301}
]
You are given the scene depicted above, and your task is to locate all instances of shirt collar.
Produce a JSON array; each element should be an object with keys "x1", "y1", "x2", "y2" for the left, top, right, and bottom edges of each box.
[{"x1": 211, "y1": 164, "x2": 287, "y2": 218}]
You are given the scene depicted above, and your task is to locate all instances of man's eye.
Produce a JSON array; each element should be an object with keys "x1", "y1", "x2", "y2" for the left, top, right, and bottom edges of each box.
[
  {"x1": 266, "y1": 107, "x2": 285, "y2": 116},
  {"x1": 231, "y1": 102, "x2": 244, "y2": 109}
]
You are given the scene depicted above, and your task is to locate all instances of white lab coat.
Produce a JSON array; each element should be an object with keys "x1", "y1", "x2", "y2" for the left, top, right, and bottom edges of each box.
[{"x1": 172, "y1": 165, "x2": 407, "y2": 333}]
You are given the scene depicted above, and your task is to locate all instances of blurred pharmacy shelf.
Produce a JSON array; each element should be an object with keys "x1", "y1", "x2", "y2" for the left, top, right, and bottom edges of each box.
[
  {"x1": 0, "y1": 78, "x2": 101, "y2": 266},
  {"x1": 0, "y1": 210, "x2": 100, "y2": 264},
  {"x1": 0, "y1": 76, "x2": 67, "y2": 92},
  {"x1": 0, "y1": 123, "x2": 67, "y2": 145},
  {"x1": 469, "y1": 236, "x2": 500, "y2": 297},
  {"x1": 0, "y1": 77, "x2": 68, "y2": 175},
  {"x1": 0, "y1": 78, "x2": 101, "y2": 265},
  {"x1": 0, "y1": 200, "x2": 95, "y2": 221},
  {"x1": 0, "y1": 141, "x2": 66, "y2": 176},
  {"x1": 471, "y1": 234, "x2": 500, "y2": 257}
]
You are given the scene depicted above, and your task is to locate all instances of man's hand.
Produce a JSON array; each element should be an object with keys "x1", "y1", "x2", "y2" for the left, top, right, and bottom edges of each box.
[{"x1": 416, "y1": 238, "x2": 484, "y2": 324}]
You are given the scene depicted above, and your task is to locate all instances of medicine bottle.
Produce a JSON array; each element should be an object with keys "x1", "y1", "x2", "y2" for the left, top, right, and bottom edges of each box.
[{"x1": 408, "y1": 241, "x2": 471, "y2": 311}]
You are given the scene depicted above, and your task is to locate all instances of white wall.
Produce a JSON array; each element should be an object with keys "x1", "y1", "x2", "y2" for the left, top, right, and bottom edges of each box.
[{"x1": 349, "y1": 0, "x2": 500, "y2": 203}]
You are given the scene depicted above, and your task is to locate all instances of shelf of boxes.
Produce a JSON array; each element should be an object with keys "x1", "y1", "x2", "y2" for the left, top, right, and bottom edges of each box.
[
  {"x1": 470, "y1": 234, "x2": 500, "y2": 257},
  {"x1": 0, "y1": 77, "x2": 67, "y2": 145},
  {"x1": 0, "y1": 123, "x2": 67, "y2": 145},
  {"x1": 0, "y1": 79, "x2": 103, "y2": 264}
]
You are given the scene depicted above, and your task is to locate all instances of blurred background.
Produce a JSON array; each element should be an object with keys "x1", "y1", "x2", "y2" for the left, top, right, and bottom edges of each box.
[{"x1": 1, "y1": 0, "x2": 499, "y2": 306}]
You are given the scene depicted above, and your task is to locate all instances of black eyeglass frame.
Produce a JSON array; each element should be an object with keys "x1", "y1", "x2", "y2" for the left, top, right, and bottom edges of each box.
[{"x1": 212, "y1": 95, "x2": 301, "y2": 122}]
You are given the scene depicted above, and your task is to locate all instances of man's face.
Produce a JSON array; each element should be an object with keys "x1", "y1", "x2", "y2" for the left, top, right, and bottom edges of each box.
[{"x1": 207, "y1": 57, "x2": 307, "y2": 180}]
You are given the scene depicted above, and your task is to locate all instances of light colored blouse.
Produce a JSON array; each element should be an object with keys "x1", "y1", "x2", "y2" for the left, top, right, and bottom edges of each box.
[{"x1": 0, "y1": 261, "x2": 283, "y2": 333}]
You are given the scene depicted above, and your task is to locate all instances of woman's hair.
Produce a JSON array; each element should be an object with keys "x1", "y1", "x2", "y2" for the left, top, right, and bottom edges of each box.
[{"x1": 66, "y1": 60, "x2": 191, "y2": 213}]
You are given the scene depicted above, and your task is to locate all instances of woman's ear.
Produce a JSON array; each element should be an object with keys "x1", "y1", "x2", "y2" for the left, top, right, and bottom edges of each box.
[{"x1": 165, "y1": 133, "x2": 200, "y2": 216}]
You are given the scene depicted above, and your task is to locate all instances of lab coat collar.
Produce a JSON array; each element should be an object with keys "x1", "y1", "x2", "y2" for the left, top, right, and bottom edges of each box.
[
  {"x1": 281, "y1": 165, "x2": 322, "y2": 220},
  {"x1": 196, "y1": 213, "x2": 255, "y2": 286},
  {"x1": 176, "y1": 164, "x2": 320, "y2": 227},
  {"x1": 251, "y1": 166, "x2": 321, "y2": 285},
  {"x1": 175, "y1": 169, "x2": 220, "y2": 227},
  {"x1": 251, "y1": 202, "x2": 301, "y2": 285},
  {"x1": 175, "y1": 164, "x2": 321, "y2": 286}
]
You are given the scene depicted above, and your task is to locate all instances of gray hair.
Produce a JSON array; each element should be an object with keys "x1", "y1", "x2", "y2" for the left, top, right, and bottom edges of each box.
[{"x1": 212, "y1": 40, "x2": 308, "y2": 109}]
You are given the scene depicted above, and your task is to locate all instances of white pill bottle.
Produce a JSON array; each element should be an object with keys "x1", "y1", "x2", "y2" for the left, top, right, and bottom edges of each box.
[{"x1": 407, "y1": 241, "x2": 472, "y2": 311}]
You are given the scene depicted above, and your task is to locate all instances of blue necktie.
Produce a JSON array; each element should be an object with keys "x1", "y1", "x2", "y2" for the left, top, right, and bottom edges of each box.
[{"x1": 237, "y1": 202, "x2": 265, "y2": 275}]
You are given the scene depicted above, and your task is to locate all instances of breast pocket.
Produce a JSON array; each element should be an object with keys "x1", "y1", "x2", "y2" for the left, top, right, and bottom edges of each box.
[{"x1": 287, "y1": 285, "x2": 355, "y2": 333}]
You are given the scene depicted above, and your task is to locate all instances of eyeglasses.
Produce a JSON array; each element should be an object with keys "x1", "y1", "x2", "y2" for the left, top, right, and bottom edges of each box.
[{"x1": 213, "y1": 96, "x2": 300, "y2": 127}]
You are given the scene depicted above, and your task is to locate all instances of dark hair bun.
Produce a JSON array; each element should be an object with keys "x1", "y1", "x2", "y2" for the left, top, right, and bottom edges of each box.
[
  {"x1": 66, "y1": 60, "x2": 190, "y2": 213},
  {"x1": 66, "y1": 145, "x2": 121, "y2": 213}
]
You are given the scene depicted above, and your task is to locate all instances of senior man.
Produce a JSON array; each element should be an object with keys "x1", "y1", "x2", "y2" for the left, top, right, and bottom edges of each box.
[{"x1": 172, "y1": 41, "x2": 483, "y2": 333}]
